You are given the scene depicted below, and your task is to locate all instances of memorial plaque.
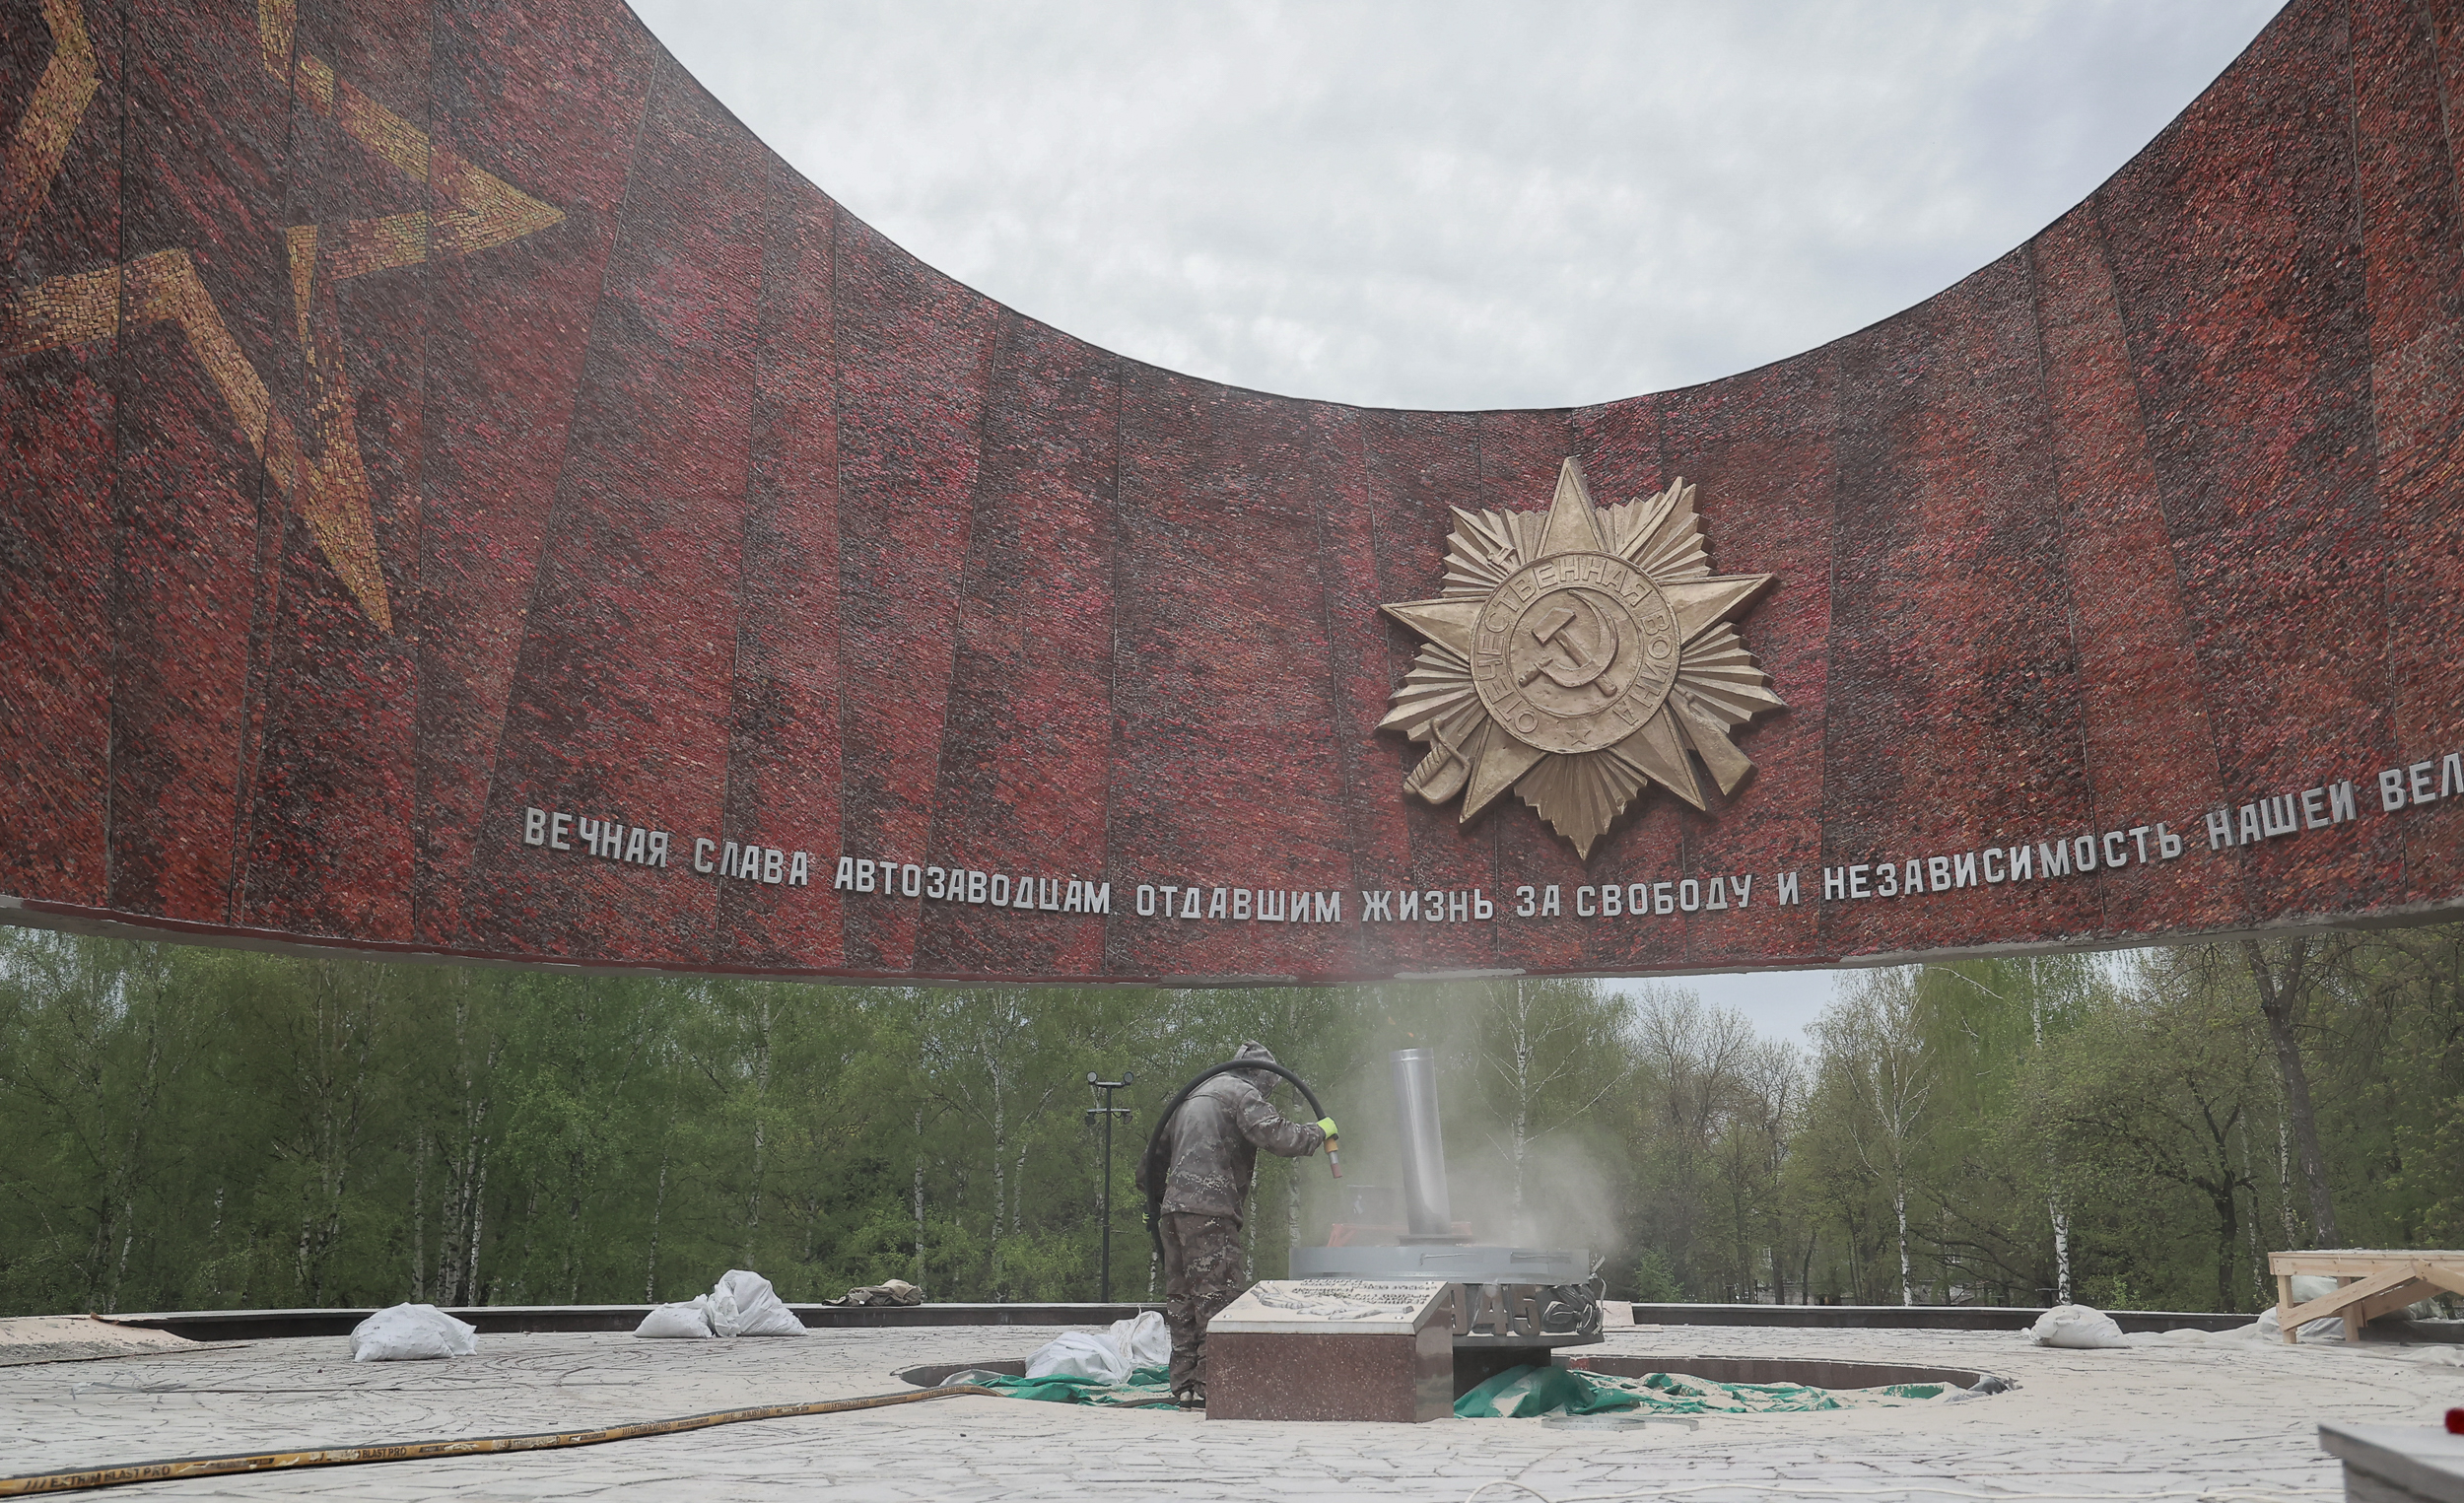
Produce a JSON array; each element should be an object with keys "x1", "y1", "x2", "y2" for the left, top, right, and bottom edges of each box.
[{"x1": 1206, "y1": 1279, "x2": 1457, "y2": 1423}]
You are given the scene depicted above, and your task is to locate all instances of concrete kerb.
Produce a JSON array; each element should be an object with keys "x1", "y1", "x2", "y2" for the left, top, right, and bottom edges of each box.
[{"x1": 89, "y1": 1301, "x2": 2253, "y2": 1343}]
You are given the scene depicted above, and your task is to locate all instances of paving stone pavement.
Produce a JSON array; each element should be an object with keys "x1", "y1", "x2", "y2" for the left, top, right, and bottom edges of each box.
[{"x1": 4, "y1": 1320, "x2": 2457, "y2": 1500}]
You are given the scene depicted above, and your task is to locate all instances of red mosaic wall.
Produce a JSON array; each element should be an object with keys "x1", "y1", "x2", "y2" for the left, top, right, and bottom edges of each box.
[{"x1": 3, "y1": 0, "x2": 2458, "y2": 984}]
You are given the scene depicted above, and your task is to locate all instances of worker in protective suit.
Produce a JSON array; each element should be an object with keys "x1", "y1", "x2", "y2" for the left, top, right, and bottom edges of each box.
[{"x1": 1136, "y1": 1042, "x2": 1333, "y2": 1407}]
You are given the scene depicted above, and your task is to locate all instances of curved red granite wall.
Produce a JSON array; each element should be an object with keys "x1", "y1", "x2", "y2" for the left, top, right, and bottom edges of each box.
[{"x1": 2, "y1": 0, "x2": 2458, "y2": 985}]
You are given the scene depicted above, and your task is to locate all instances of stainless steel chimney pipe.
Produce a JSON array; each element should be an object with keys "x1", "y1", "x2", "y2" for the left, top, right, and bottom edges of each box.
[{"x1": 1390, "y1": 1048, "x2": 1455, "y2": 1239}]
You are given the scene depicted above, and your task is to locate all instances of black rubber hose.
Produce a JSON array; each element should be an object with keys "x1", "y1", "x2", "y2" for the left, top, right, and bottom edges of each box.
[{"x1": 1141, "y1": 1059, "x2": 1328, "y2": 1257}]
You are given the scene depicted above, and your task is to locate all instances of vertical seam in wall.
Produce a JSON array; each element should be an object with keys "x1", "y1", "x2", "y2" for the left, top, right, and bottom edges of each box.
[
  {"x1": 1096, "y1": 356, "x2": 1127, "y2": 978},
  {"x1": 219, "y1": 0, "x2": 301, "y2": 923},
  {"x1": 1302, "y1": 406, "x2": 1366, "y2": 985},
  {"x1": 2344, "y1": 0, "x2": 2408, "y2": 903},
  {"x1": 713, "y1": 156, "x2": 775, "y2": 964},
  {"x1": 1814, "y1": 342, "x2": 1850, "y2": 965},
  {"x1": 914, "y1": 303, "x2": 1009, "y2": 973},
  {"x1": 815, "y1": 198, "x2": 844, "y2": 968},
  {"x1": 1348, "y1": 410, "x2": 1387, "y2": 981},
  {"x1": 462, "y1": 50, "x2": 662, "y2": 934},
  {"x1": 100, "y1": 0, "x2": 130, "y2": 913},
  {"x1": 2017, "y1": 241, "x2": 2106, "y2": 939},
  {"x1": 829, "y1": 202, "x2": 855, "y2": 966},
  {"x1": 2084, "y1": 194, "x2": 2238, "y2": 905},
  {"x1": 404, "y1": 1, "x2": 444, "y2": 946}
]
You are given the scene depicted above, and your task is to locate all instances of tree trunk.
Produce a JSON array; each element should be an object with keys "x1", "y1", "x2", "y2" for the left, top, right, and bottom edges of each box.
[
  {"x1": 465, "y1": 1151, "x2": 489, "y2": 1304},
  {"x1": 2240, "y1": 939, "x2": 2338, "y2": 1244},
  {"x1": 2278, "y1": 1116, "x2": 2297, "y2": 1246},
  {"x1": 645, "y1": 1140, "x2": 669, "y2": 1303},
  {"x1": 412, "y1": 1132, "x2": 429, "y2": 1303},
  {"x1": 744, "y1": 995, "x2": 773, "y2": 1266},
  {"x1": 2050, "y1": 1196, "x2": 2072, "y2": 1305},
  {"x1": 2211, "y1": 1181, "x2": 2240, "y2": 1314},
  {"x1": 988, "y1": 1068, "x2": 1005, "y2": 1294},
  {"x1": 1511, "y1": 983, "x2": 1532, "y2": 1235},
  {"x1": 2240, "y1": 1117, "x2": 2268, "y2": 1309},
  {"x1": 1893, "y1": 1175, "x2": 1913, "y2": 1306},
  {"x1": 912, "y1": 1104, "x2": 926, "y2": 1286}
]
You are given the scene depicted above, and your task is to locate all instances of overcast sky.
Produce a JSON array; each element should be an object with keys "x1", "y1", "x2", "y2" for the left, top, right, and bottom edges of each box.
[{"x1": 628, "y1": 0, "x2": 2283, "y2": 1038}]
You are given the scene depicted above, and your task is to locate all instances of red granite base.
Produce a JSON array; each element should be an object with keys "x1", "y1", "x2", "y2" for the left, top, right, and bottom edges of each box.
[{"x1": 1206, "y1": 1324, "x2": 1455, "y2": 1422}]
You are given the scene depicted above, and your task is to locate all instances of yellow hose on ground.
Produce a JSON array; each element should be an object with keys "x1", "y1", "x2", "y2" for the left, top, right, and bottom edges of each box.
[{"x1": 0, "y1": 1384, "x2": 1002, "y2": 1496}]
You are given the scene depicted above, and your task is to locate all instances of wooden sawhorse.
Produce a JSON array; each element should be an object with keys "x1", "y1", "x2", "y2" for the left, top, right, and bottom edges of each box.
[{"x1": 2269, "y1": 1250, "x2": 2464, "y2": 1344}]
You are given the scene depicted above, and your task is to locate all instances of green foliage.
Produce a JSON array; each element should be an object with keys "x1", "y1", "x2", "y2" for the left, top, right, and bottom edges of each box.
[
  {"x1": 1, "y1": 924, "x2": 2456, "y2": 1316},
  {"x1": 1628, "y1": 1249, "x2": 1685, "y2": 1303}
]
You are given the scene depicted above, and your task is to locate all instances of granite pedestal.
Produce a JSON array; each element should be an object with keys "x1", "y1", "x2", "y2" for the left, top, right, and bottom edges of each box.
[
  {"x1": 1204, "y1": 1279, "x2": 1455, "y2": 1422},
  {"x1": 2319, "y1": 1423, "x2": 2464, "y2": 1503}
]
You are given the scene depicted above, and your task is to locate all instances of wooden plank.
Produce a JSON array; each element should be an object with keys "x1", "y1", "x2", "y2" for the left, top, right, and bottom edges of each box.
[
  {"x1": 2283, "y1": 1264, "x2": 2430, "y2": 1328},
  {"x1": 2413, "y1": 1264, "x2": 2464, "y2": 1300},
  {"x1": 2269, "y1": 1250, "x2": 2430, "y2": 1274}
]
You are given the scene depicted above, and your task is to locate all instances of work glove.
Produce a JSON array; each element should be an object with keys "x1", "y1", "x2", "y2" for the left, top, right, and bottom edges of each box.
[{"x1": 1317, "y1": 1117, "x2": 1338, "y2": 1150}]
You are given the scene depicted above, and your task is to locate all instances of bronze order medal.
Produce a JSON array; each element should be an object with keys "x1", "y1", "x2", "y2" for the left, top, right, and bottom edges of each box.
[{"x1": 1379, "y1": 459, "x2": 1783, "y2": 857}]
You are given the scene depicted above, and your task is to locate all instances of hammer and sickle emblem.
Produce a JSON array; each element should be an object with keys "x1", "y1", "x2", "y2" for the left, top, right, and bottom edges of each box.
[{"x1": 1518, "y1": 595, "x2": 1618, "y2": 690}]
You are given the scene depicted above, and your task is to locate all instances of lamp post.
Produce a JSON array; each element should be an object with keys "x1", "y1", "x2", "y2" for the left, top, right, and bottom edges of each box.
[{"x1": 1086, "y1": 1070, "x2": 1133, "y2": 1303}]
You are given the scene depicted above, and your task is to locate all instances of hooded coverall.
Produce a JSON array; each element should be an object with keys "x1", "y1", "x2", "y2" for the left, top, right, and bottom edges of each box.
[{"x1": 1136, "y1": 1064, "x2": 1327, "y2": 1397}]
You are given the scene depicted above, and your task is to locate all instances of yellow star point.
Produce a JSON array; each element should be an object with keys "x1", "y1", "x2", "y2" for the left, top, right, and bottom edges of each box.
[{"x1": 1, "y1": 0, "x2": 567, "y2": 635}]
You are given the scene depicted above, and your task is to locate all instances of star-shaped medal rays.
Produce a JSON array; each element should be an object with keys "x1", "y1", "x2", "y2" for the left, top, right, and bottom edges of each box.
[{"x1": 1378, "y1": 458, "x2": 1784, "y2": 857}]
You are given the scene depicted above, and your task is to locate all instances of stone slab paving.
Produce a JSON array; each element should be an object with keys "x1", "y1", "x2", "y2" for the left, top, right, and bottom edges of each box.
[{"x1": 3, "y1": 1320, "x2": 2459, "y2": 1500}]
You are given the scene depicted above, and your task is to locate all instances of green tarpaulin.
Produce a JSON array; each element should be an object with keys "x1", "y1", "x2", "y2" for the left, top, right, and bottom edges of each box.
[
  {"x1": 1454, "y1": 1364, "x2": 1950, "y2": 1419},
  {"x1": 947, "y1": 1360, "x2": 1953, "y2": 1418},
  {"x1": 943, "y1": 1365, "x2": 1181, "y2": 1406}
]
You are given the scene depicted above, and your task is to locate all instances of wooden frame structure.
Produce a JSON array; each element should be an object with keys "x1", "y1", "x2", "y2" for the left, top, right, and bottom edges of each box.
[{"x1": 2269, "y1": 1250, "x2": 2464, "y2": 1344}]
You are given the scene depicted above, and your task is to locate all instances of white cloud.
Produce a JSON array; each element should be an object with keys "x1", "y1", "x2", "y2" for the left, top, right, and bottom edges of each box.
[{"x1": 634, "y1": 0, "x2": 2280, "y2": 410}]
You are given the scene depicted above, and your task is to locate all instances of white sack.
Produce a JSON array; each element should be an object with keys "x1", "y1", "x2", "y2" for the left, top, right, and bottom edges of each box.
[
  {"x1": 351, "y1": 1303, "x2": 477, "y2": 1362},
  {"x1": 634, "y1": 1299, "x2": 716, "y2": 1339},
  {"x1": 1026, "y1": 1311, "x2": 1171, "y2": 1383},
  {"x1": 1111, "y1": 1311, "x2": 1169, "y2": 1373},
  {"x1": 714, "y1": 1269, "x2": 806, "y2": 1337},
  {"x1": 2028, "y1": 1304, "x2": 2132, "y2": 1349},
  {"x1": 1026, "y1": 1330, "x2": 1123, "y2": 1382},
  {"x1": 703, "y1": 1283, "x2": 743, "y2": 1337}
]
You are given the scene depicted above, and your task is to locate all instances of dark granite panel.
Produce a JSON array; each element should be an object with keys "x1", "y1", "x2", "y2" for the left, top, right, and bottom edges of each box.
[
  {"x1": 2351, "y1": 0, "x2": 2464, "y2": 902},
  {"x1": 2101, "y1": 0, "x2": 2401, "y2": 924},
  {"x1": 460, "y1": 60, "x2": 762, "y2": 964},
  {"x1": 1309, "y1": 410, "x2": 1412, "y2": 982},
  {"x1": 0, "y1": 0, "x2": 123, "y2": 906},
  {"x1": 1636, "y1": 354, "x2": 1836, "y2": 973},
  {"x1": 1103, "y1": 371, "x2": 1358, "y2": 981},
  {"x1": 717, "y1": 154, "x2": 845, "y2": 968},
  {"x1": 232, "y1": 0, "x2": 438, "y2": 939},
  {"x1": 1355, "y1": 409, "x2": 1495, "y2": 977},
  {"x1": 830, "y1": 212, "x2": 998, "y2": 973},
  {"x1": 1818, "y1": 253, "x2": 2094, "y2": 963},
  {"x1": 103, "y1": 0, "x2": 294, "y2": 922},
  {"x1": 912, "y1": 314, "x2": 1119, "y2": 979},
  {"x1": 412, "y1": 0, "x2": 656, "y2": 943},
  {"x1": 2030, "y1": 212, "x2": 2238, "y2": 938}
]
